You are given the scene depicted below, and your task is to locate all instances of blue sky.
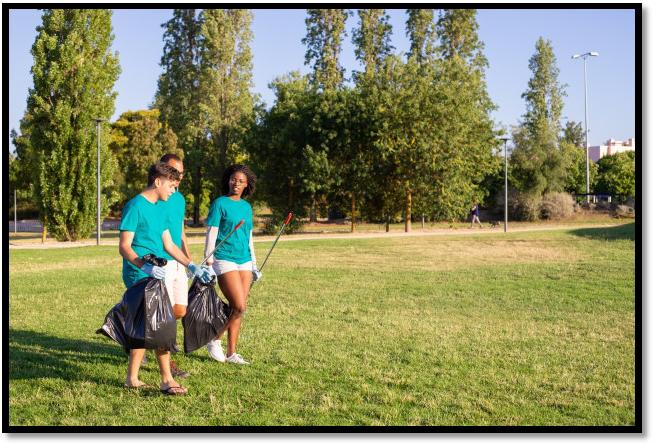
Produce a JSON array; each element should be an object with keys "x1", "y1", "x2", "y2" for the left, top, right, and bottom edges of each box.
[{"x1": 8, "y1": 8, "x2": 636, "y2": 153}]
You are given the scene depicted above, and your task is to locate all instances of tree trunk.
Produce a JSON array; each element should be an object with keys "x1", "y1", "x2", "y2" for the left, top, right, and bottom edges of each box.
[
  {"x1": 309, "y1": 196, "x2": 317, "y2": 222},
  {"x1": 42, "y1": 216, "x2": 47, "y2": 244},
  {"x1": 386, "y1": 212, "x2": 390, "y2": 233},
  {"x1": 351, "y1": 193, "x2": 356, "y2": 233},
  {"x1": 405, "y1": 184, "x2": 412, "y2": 233},
  {"x1": 193, "y1": 165, "x2": 201, "y2": 226}
]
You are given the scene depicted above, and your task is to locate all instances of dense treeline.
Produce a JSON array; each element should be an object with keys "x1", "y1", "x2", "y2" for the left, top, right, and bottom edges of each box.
[{"x1": 10, "y1": 9, "x2": 636, "y2": 239}]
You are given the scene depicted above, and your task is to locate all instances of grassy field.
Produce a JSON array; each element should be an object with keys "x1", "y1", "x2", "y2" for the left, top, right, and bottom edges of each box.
[{"x1": 8, "y1": 223, "x2": 636, "y2": 426}]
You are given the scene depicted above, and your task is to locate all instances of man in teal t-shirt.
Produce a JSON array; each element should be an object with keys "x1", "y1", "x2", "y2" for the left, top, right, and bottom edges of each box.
[
  {"x1": 155, "y1": 153, "x2": 193, "y2": 378},
  {"x1": 118, "y1": 161, "x2": 211, "y2": 395}
]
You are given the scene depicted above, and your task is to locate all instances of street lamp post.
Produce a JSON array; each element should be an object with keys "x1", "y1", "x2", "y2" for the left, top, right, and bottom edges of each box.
[
  {"x1": 572, "y1": 51, "x2": 599, "y2": 204},
  {"x1": 14, "y1": 189, "x2": 17, "y2": 234},
  {"x1": 91, "y1": 118, "x2": 108, "y2": 245},
  {"x1": 499, "y1": 137, "x2": 509, "y2": 233}
]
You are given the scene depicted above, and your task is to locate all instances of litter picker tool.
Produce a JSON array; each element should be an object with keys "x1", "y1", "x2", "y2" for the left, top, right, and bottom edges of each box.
[
  {"x1": 199, "y1": 219, "x2": 245, "y2": 266},
  {"x1": 259, "y1": 213, "x2": 292, "y2": 272}
]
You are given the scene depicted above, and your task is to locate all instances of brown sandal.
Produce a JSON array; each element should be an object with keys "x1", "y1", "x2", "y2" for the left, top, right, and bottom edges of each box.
[{"x1": 160, "y1": 385, "x2": 187, "y2": 396}]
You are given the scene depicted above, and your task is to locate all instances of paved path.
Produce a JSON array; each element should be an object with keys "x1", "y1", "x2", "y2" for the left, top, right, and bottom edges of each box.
[{"x1": 8, "y1": 223, "x2": 624, "y2": 249}]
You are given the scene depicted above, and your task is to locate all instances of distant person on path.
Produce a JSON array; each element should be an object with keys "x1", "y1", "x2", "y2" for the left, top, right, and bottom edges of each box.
[
  {"x1": 470, "y1": 203, "x2": 483, "y2": 229},
  {"x1": 204, "y1": 165, "x2": 261, "y2": 365},
  {"x1": 119, "y1": 162, "x2": 211, "y2": 395}
]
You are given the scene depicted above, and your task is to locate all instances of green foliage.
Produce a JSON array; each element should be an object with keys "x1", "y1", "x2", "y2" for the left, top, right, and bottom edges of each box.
[
  {"x1": 157, "y1": 9, "x2": 205, "y2": 223},
  {"x1": 199, "y1": 9, "x2": 257, "y2": 185},
  {"x1": 23, "y1": 9, "x2": 120, "y2": 241},
  {"x1": 406, "y1": 9, "x2": 437, "y2": 62},
  {"x1": 248, "y1": 73, "x2": 318, "y2": 232},
  {"x1": 157, "y1": 9, "x2": 256, "y2": 222},
  {"x1": 351, "y1": 9, "x2": 394, "y2": 82},
  {"x1": 302, "y1": 9, "x2": 350, "y2": 91},
  {"x1": 521, "y1": 37, "x2": 567, "y2": 143},
  {"x1": 510, "y1": 37, "x2": 569, "y2": 198},
  {"x1": 560, "y1": 141, "x2": 598, "y2": 195},
  {"x1": 562, "y1": 121, "x2": 585, "y2": 149},
  {"x1": 595, "y1": 151, "x2": 636, "y2": 198},
  {"x1": 108, "y1": 110, "x2": 182, "y2": 213},
  {"x1": 340, "y1": 9, "x2": 501, "y2": 227}
]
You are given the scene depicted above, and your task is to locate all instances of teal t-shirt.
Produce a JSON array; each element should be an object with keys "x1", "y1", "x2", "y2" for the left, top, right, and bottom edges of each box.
[
  {"x1": 206, "y1": 196, "x2": 253, "y2": 264},
  {"x1": 120, "y1": 194, "x2": 170, "y2": 288},
  {"x1": 157, "y1": 189, "x2": 186, "y2": 261}
]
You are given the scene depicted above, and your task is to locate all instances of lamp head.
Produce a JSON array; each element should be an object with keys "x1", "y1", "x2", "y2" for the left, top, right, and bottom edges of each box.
[
  {"x1": 589, "y1": 52, "x2": 599, "y2": 57},
  {"x1": 572, "y1": 54, "x2": 581, "y2": 59}
]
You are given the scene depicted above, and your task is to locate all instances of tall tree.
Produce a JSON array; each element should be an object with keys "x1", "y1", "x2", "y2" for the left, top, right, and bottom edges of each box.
[
  {"x1": 427, "y1": 9, "x2": 501, "y2": 222},
  {"x1": 406, "y1": 9, "x2": 437, "y2": 63},
  {"x1": 510, "y1": 37, "x2": 569, "y2": 197},
  {"x1": 351, "y1": 9, "x2": 393, "y2": 81},
  {"x1": 301, "y1": 9, "x2": 349, "y2": 222},
  {"x1": 347, "y1": 9, "x2": 394, "y2": 232},
  {"x1": 302, "y1": 9, "x2": 349, "y2": 91},
  {"x1": 157, "y1": 9, "x2": 206, "y2": 224},
  {"x1": 22, "y1": 9, "x2": 120, "y2": 241},
  {"x1": 199, "y1": 9, "x2": 256, "y2": 190}
]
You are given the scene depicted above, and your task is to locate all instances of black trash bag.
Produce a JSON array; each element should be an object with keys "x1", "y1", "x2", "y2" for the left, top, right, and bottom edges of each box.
[
  {"x1": 182, "y1": 275, "x2": 233, "y2": 353},
  {"x1": 96, "y1": 255, "x2": 178, "y2": 352}
]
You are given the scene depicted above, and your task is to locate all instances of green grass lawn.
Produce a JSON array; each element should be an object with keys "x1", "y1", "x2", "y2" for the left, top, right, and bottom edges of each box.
[{"x1": 8, "y1": 223, "x2": 636, "y2": 426}]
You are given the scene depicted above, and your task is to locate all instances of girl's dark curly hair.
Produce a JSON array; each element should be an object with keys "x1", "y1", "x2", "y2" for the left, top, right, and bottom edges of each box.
[{"x1": 221, "y1": 164, "x2": 257, "y2": 198}]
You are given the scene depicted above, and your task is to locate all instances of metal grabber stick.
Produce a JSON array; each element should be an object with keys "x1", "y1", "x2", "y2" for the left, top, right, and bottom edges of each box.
[
  {"x1": 200, "y1": 219, "x2": 245, "y2": 266},
  {"x1": 259, "y1": 213, "x2": 292, "y2": 273},
  {"x1": 244, "y1": 213, "x2": 291, "y2": 315}
]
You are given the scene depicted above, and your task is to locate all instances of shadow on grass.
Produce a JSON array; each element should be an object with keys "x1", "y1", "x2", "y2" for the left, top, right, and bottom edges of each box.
[
  {"x1": 8, "y1": 329, "x2": 128, "y2": 383},
  {"x1": 568, "y1": 222, "x2": 636, "y2": 241}
]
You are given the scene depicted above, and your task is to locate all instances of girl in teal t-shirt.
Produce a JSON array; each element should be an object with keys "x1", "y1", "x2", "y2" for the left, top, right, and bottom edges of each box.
[{"x1": 203, "y1": 165, "x2": 260, "y2": 365}]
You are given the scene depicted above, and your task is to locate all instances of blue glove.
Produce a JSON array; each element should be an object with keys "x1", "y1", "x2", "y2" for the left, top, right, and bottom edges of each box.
[
  {"x1": 188, "y1": 262, "x2": 211, "y2": 283},
  {"x1": 252, "y1": 266, "x2": 262, "y2": 283},
  {"x1": 141, "y1": 263, "x2": 166, "y2": 280}
]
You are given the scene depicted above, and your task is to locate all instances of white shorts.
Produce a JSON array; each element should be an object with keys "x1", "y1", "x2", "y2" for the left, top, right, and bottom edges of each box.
[
  {"x1": 212, "y1": 260, "x2": 252, "y2": 276},
  {"x1": 163, "y1": 260, "x2": 188, "y2": 306}
]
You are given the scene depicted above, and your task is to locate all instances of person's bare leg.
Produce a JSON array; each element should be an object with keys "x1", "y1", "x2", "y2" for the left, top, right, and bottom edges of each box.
[
  {"x1": 216, "y1": 271, "x2": 248, "y2": 357},
  {"x1": 155, "y1": 348, "x2": 187, "y2": 394},
  {"x1": 225, "y1": 270, "x2": 253, "y2": 356},
  {"x1": 125, "y1": 349, "x2": 147, "y2": 387}
]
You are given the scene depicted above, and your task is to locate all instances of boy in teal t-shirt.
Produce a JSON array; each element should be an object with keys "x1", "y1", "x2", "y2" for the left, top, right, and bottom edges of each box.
[
  {"x1": 118, "y1": 161, "x2": 211, "y2": 395},
  {"x1": 120, "y1": 194, "x2": 170, "y2": 287}
]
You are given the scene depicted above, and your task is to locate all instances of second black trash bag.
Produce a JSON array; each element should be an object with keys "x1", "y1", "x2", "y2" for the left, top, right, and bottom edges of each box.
[
  {"x1": 182, "y1": 275, "x2": 233, "y2": 353},
  {"x1": 96, "y1": 277, "x2": 178, "y2": 352}
]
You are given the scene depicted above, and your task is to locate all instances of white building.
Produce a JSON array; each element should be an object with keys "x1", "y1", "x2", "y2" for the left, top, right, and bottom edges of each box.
[{"x1": 588, "y1": 138, "x2": 636, "y2": 162}]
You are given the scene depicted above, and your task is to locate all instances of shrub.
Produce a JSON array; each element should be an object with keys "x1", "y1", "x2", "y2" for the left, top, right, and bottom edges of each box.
[
  {"x1": 503, "y1": 191, "x2": 541, "y2": 222},
  {"x1": 540, "y1": 192, "x2": 575, "y2": 220}
]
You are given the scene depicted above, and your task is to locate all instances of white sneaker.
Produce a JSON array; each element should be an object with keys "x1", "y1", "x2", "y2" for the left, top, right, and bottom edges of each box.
[
  {"x1": 207, "y1": 339, "x2": 225, "y2": 362},
  {"x1": 225, "y1": 353, "x2": 249, "y2": 365}
]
